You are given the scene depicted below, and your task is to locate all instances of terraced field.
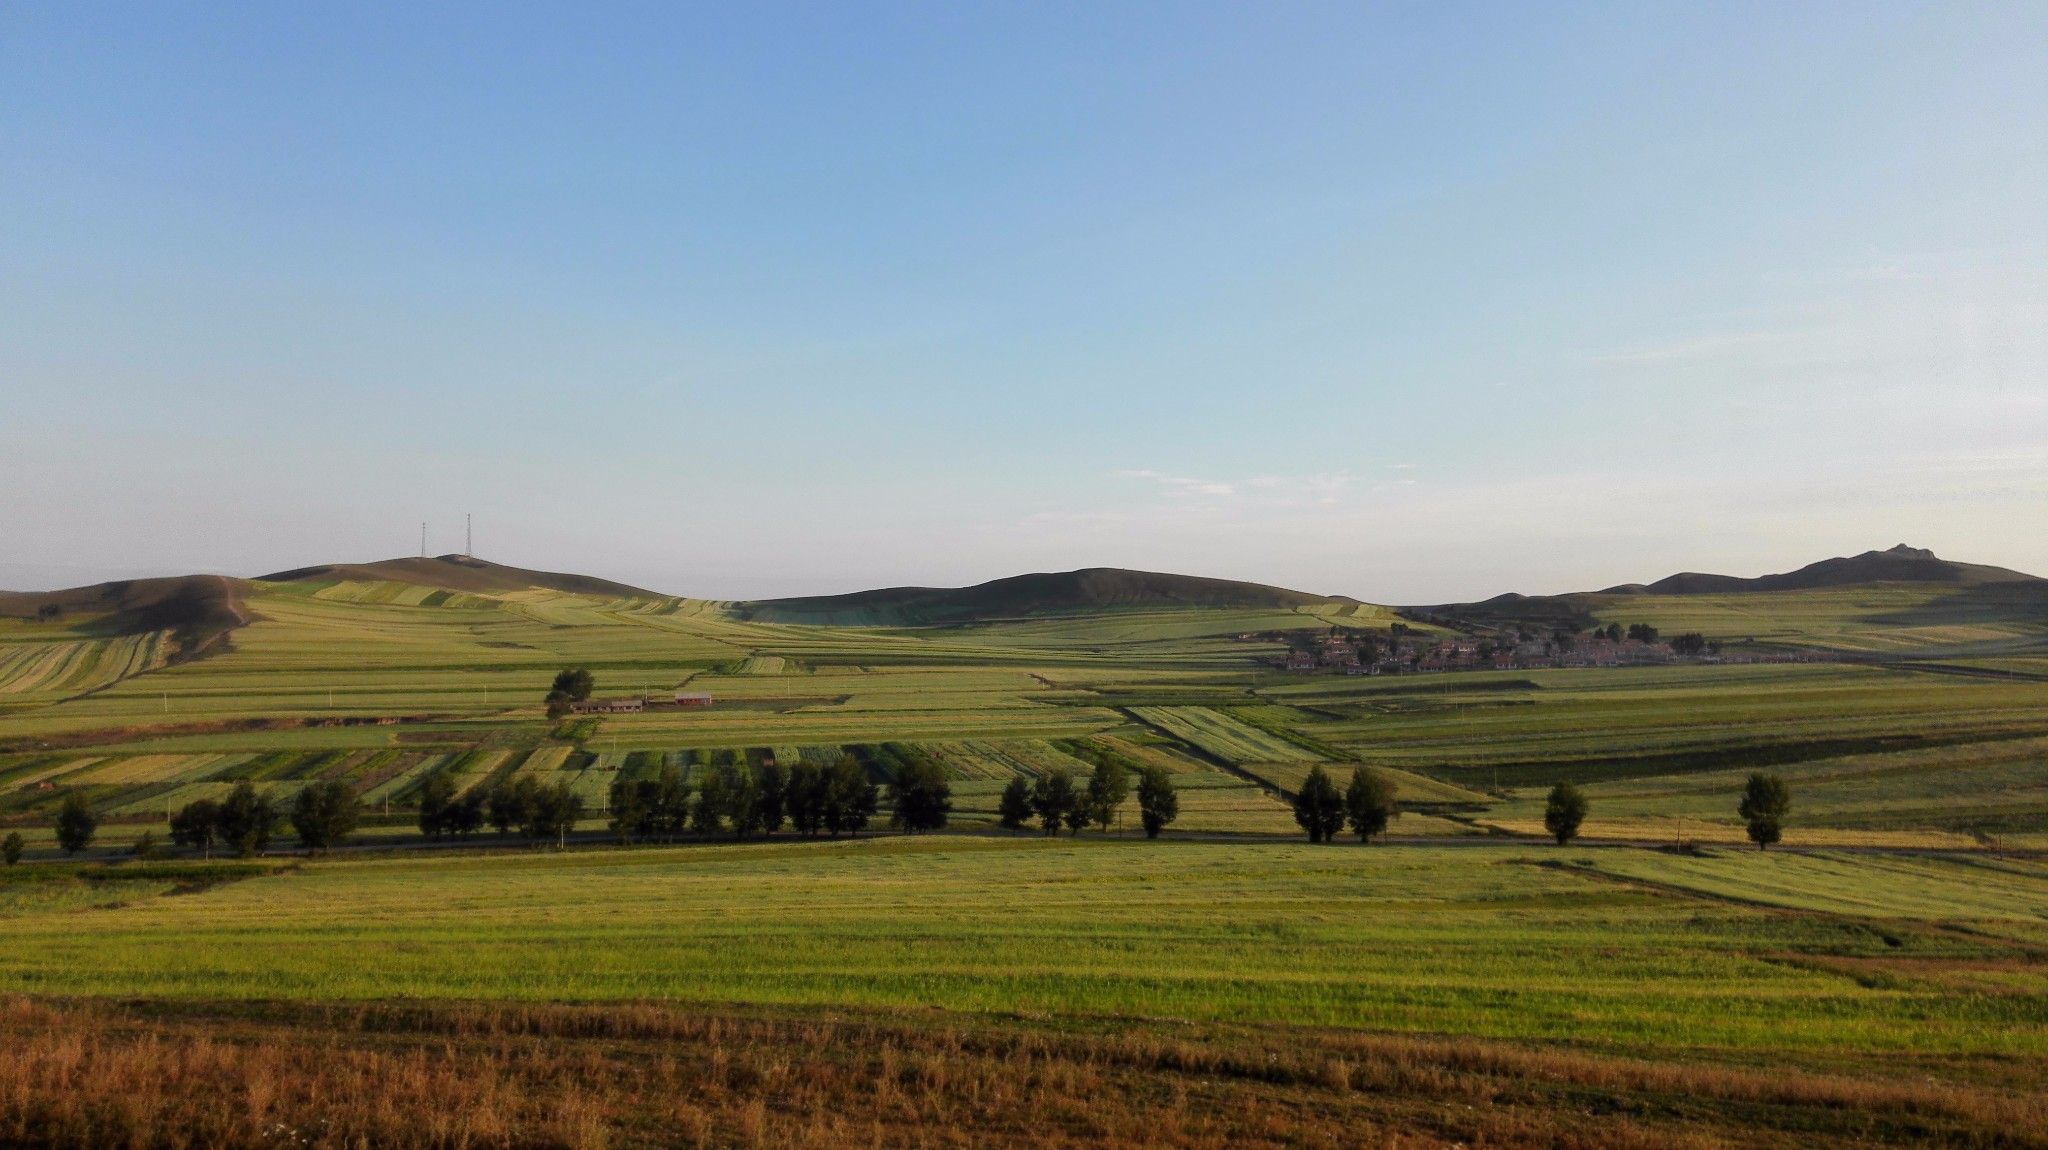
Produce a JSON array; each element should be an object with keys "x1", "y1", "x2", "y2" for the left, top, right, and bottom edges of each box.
[
  {"x1": 1127, "y1": 705, "x2": 1322, "y2": 763},
  {"x1": 0, "y1": 630, "x2": 171, "y2": 702}
]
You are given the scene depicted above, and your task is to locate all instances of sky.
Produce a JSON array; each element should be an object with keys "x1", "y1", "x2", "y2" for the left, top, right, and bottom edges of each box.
[{"x1": 2, "y1": 2, "x2": 2044, "y2": 603}]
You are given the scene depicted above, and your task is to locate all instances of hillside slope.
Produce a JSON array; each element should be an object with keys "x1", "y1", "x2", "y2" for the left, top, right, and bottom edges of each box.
[
  {"x1": 258, "y1": 555, "x2": 661, "y2": 600},
  {"x1": 0, "y1": 574, "x2": 249, "y2": 653},
  {"x1": 738, "y1": 567, "x2": 1352, "y2": 625},
  {"x1": 1607, "y1": 545, "x2": 2042, "y2": 595}
]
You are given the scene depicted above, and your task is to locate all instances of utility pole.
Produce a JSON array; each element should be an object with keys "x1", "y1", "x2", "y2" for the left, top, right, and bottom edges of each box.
[
  {"x1": 421, "y1": 521, "x2": 427, "y2": 559},
  {"x1": 466, "y1": 513, "x2": 473, "y2": 559}
]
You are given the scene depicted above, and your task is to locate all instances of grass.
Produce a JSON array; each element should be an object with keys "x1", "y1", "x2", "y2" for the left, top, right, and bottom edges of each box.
[{"x1": 3, "y1": 837, "x2": 2044, "y2": 1059}]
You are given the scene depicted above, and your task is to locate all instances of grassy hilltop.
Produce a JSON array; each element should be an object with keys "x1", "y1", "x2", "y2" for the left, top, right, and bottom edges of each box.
[{"x1": 2, "y1": 549, "x2": 2046, "y2": 1146}]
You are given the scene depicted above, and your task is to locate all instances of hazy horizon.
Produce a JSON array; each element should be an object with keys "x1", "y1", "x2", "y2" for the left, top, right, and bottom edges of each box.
[{"x1": 5, "y1": 3, "x2": 2043, "y2": 603}]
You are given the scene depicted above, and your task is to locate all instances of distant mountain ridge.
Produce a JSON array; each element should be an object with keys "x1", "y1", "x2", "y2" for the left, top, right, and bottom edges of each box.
[
  {"x1": 258, "y1": 555, "x2": 662, "y2": 599},
  {"x1": 736, "y1": 567, "x2": 1351, "y2": 625},
  {"x1": 1599, "y1": 545, "x2": 2042, "y2": 596}
]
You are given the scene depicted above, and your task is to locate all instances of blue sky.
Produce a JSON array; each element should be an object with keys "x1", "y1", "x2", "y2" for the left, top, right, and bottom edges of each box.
[{"x1": 3, "y1": 2, "x2": 2043, "y2": 601}]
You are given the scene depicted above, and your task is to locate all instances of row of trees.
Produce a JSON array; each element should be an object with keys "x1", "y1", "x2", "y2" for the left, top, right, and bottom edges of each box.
[
  {"x1": 603, "y1": 756, "x2": 895, "y2": 841},
  {"x1": 43, "y1": 780, "x2": 363, "y2": 859},
  {"x1": 995, "y1": 752, "x2": 1182, "y2": 838},
  {"x1": 1543, "y1": 773, "x2": 1791, "y2": 849},
  {"x1": 1289, "y1": 765, "x2": 1399, "y2": 843}
]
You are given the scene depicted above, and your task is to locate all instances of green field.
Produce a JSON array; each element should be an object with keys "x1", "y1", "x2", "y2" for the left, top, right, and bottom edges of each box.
[
  {"x1": 5, "y1": 567, "x2": 2048, "y2": 1145},
  {"x1": 4, "y1": 838, "x2": 2043, "y2": 1059}
]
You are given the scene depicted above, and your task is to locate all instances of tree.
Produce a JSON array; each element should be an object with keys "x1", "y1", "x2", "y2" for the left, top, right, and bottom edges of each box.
[
  {"x1": 55, "y1": 792, "x2": 98, "y2": 855},
  {"x1": 550, "y1": 668, "x2": 595, "y2": 701},
  {"x1": 888, "y1": 755, "x2": 952, "y2": 833},
  {"x1": 724, "y1": 764, "x2": 764, "y2": 838},
  {"x1": 216, "y1": 781, "x2": 279, "y2": 858},
  {"x1": 546, "y1": 667, "x2": 595, "y2": 718},
  {"x1": 523, "y1": 779, "x2": 584, "y2": 848},
  {"x1": 786, "y1": 762, "x2": 825, "y2": 836},
  {"x1": 1739, "y1": 773, "x2": 1790, "y2": 850},
  {"x1": 417, "y1": 772, "x2": 457, "y2": 838},
  {"x1": 821, "y1": 756, "x2": 878, "y2": 837},
  {"x1": 488, "y1": 777, "x2": 537, "y2": 837},
  {"x1": 997, "y1": 776, "x2": 1034, "y2": 830},
  {"x1": 1084, "y1": 757, "x2": 1130, "y2": 832},
  {"x1": 1626, "y1": 623, "x2": 1659, "y2": 644},
  {"x1": 3, "y1": 832, "x2": 24, "y2": 865},
  {"x1": 170, "y1": 798, "x2": 221, "y2": 858},
  {"x1": 1544, "y1": 782, "x2": 1588, "y2": 845},
  {"x1": 1670, "y1": 632, "x2": 1708, "y2": 657},
  {"x1": 447, "y1": 790, "x2": 486, "y2": 837},
  {"x1": 755, "y1": 762, "x2": 789, "y2": 835},
  {"x1": 609, "y1": 775, "x2": 651, "y2": 843},
  {"x1": 1136, "y1": 767, "x2": 1178, "y2": 839},
  {"x1": 1344, "y1": 766, "x2": 1399, "y2": 842},
  {"x1": 1031, "y1": 769, "x2": 1080, "y2": 836},
  {"x1": 290, "y1": 780, "x2": 360, "y2": 851},
  {"x1": 1291, "y1": 766, "x2": 1346, "y2": 843},
  {"x1": 692, "y1": 765, "x2": 729, "y2": 836},
  {"x1": 1603, "y1": 623, "x2": 1623, "y2": 643},
  {"x1": 130, "y1": 831, "x2": 158, "y2": 858}
]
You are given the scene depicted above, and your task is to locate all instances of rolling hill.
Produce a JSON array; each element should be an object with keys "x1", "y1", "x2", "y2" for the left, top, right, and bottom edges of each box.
[
  {"x1": 1602, "y1": 545, "x2": 2042, "y2": 595},
  {"x1": 1429, "y1": 545, "x2": 2048, "y2": 656},
  {"x1": 0, "y1": 574, "x2": 249, "y2": 654},
  {"x1": 258, "y1": 554, "x2": 662, "y2": 600},
  {"x1": 736, "y1": 567, "x2": 1355, "y2": 626}
]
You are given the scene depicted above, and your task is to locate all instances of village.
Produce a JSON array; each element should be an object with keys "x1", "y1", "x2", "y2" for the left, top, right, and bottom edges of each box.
[{"x1": 1262, "y1": 623, "x2": 1815, "y2": 675}]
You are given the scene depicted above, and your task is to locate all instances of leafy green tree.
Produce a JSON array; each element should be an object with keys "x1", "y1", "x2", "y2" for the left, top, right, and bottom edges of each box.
[
  {"x1": 609, "y1": 775, "x2": 651, "y2": 843},
  {"x1": 170, "y1": 798, "x2": 221, "y2": 858},
  {"x1": 550, "y1": 668, "x2": 595, "y2": 701},
  {"x1": 1084, "y1": 757, "x2": 1130, "y2": 832},
  {"x1": 1291, "y1": 766, "x2": 1346, "y2": 843},
  {"x1": 487, "y1": 777, "x2": 537, "y2": 837},
  {"x1": 692, "y1": 765, "x2": 730, "y2": 836},
  {"x1": 997, "y1": 776, "x2": 1034, "y2": 831},
  {"x1": 216, "y1": 781, "x2": 279, "y2": 858},
  {"x1": 786, "y1": 762, "x2": 825, "y2": 836},
  {"x1": 1670, "y1": 632, "x2": 1708, "y2": 657},
  {"x1": 1626, "y1": 623, "x2": 1659, "y2": 643},
  {"x1": 1344, "y1": 766, "x2": 1399, "y2": 842},
  {"x1": 523, "y1": 779, "x2": 584, "y2": 848},
  {"x1": 1031, "y1": 769, "x2": 1080, "y2": 836},
  {"x1": 724, "y1": 764, "x2": 764, "y2": 838},
  {"x1": 652, "y1": 765, "x2": 691, "y2": 838},
  {"x1": 1136, "y1": 767, "x2": 1178, "y2": 839},
  {"x1": 447, "y1": 790, "x2": 486, "y2": 837},
  {"x1": 755, "y1": 762, "x2": 789, "y2": 835},
  {"x1": 290, "y1": 780, "x2": 360, "y2": 851},
  {"x1": 1544, "y1": 782, "x2": 1588, "y2": 845},
  {"x1": 888, "y1": 755, "x2": 952, "y2": 832},
  {"x1": 821, "y1": 756, "x2": 878, "y2": 837},
  {"x1": 1, "y1": 831, "x2": 21, "y2": 865},
  {"x1": 54, "y1": 792, "x2": 98, "y2": 855},
  {"x1": 1739, "y1": 773, "x2": 1790, "y2": 850},
  {"x1": 417, "y1": 771, "x2": 457, "y2": 838}
]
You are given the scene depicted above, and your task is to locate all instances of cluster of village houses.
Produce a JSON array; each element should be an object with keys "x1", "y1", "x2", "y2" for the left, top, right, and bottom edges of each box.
[{"x1": 1267, "y1": 630, "x2": 1811, "y2": 675}]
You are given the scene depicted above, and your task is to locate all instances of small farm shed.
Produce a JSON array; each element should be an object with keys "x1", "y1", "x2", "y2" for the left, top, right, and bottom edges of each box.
[{"x1": 674, "y1": 691, "x2": 713, "y2": 708}]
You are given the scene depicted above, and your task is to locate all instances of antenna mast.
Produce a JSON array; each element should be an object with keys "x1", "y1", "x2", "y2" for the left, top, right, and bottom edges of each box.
[
  {"x1": 420, "y1": 522, "x2": 427, "y2": 559},
  {"x1": 466, "y1": 513, "x2": 473, "y2": 559}
]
